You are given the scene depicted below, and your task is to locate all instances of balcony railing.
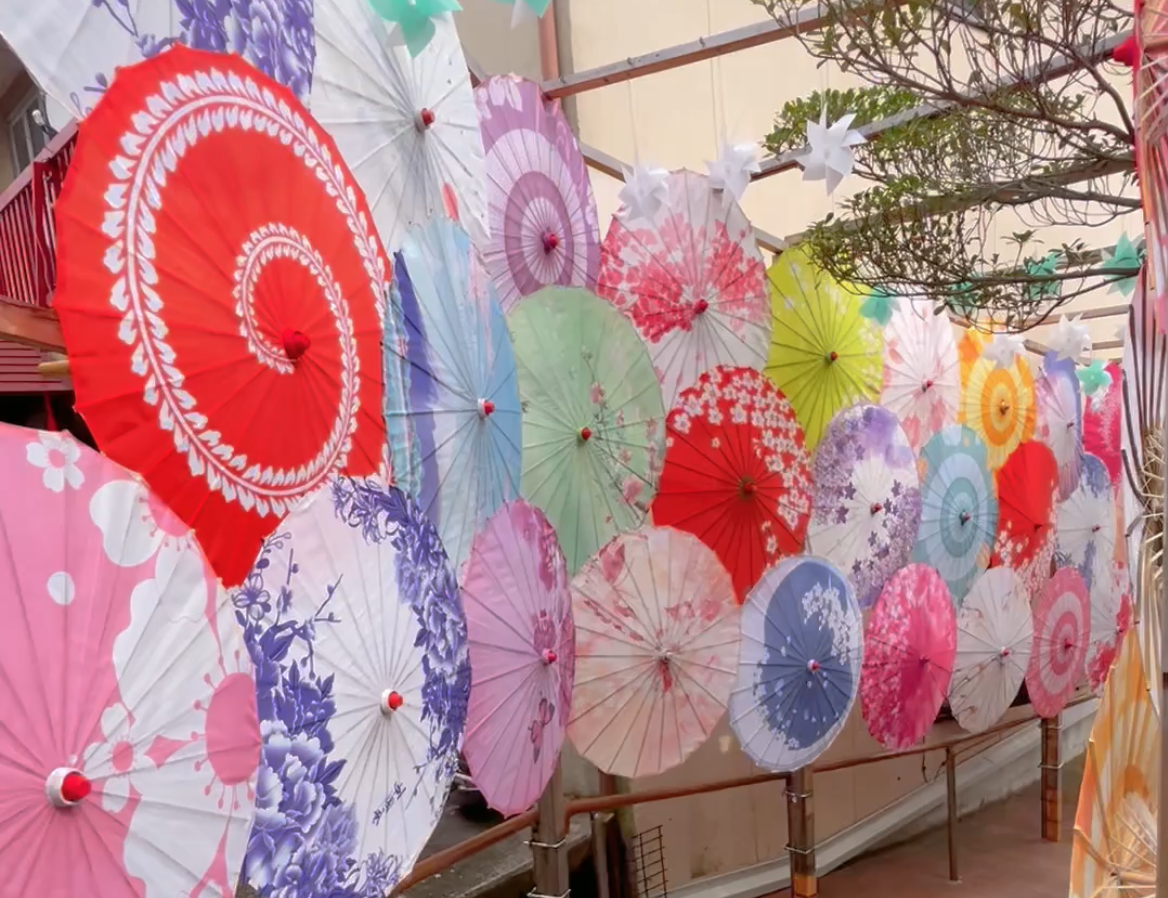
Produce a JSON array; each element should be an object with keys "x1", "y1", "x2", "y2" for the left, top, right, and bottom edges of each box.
[{"x1": 0, "y1": 120, "x2": 78, "y2": 309}]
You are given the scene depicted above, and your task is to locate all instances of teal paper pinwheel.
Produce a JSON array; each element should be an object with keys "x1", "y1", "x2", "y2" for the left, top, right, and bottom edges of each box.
[
  {"x1": 859, "y1": 289, "x2": 899, "y2": 327},
  {"x1": 1023, "y1": 251, "x2": 1062, "y2": 303},
  {"x1": 1102, "y1": 233, "x2": 1144, "y2": 297},
  {"x1": 369, "y1": 0, "x2": 462, "y2": 56},
  {"x1": 1076, "y1": 359, "x2": 1112, "y2": 396}
]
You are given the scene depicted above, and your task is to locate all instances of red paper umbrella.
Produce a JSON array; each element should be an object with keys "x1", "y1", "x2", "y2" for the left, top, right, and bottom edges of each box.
[
  {"x1": 651, "y1": 366, "x2": 813, "y2": 602},
  {"x1": 991, "y1": 441, "x2": 1058, "y2": 578},
  {"x1": 54, "y1": 47, "x2": 391, "y2": 585}
]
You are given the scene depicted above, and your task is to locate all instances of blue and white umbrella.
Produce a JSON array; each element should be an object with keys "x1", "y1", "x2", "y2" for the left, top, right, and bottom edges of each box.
[
  {"x1": 1055, "y1": 453, "x2": 1116, "y2": 592},
  {"x1": 910, "y1": 425, "x2": 999, "y2": 605},
  {"x1": 233, "y1": 475, "x2": 470, "y2": 897},
  {"x1": 384, "y1": 217, "x2": 523, "y2": 572},
  {"x1": 729, "y1": 556, "x2": 862, "y2": 772}
]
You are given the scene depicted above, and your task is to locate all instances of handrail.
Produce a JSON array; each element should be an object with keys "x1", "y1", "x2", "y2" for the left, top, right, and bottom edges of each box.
[{"x1": 393, "y1": 808, "x2": 539, "y2": 893}]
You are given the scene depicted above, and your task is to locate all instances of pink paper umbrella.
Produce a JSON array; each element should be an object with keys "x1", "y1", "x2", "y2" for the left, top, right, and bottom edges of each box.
[
  {"x1": 0, "y1": 422, "x2": 260, "y2": 898},
  {"x1": 1082, "y1": 361, "x2": 1122, "y2": 488},
  {"x1": 461, "y1": 501, "x2": 574, "y2": 816},
  {"x1": 1026, "y1": 567, "x2": 1091, "y2": 718},
  {"x1": 861, "y1": 564, "x2": 957, "y2": 750},
  {"x1": 476, "y1": 75, "x2": 601, "y2": 310}
]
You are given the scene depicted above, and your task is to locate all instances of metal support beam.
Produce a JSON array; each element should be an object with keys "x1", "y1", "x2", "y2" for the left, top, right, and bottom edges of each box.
[
  {"x1": 786, "y1": 767, "x2": 817, "y2": 898},
  {"x1": 1040, "y1": 714, "x2": 1062, "y2": 843},
  {"x1": 532, "y1": 761, "x2": 570, "y2": 898},
  {"x1": 945, "y1": 747, "x2": 960, "y2": 883}
]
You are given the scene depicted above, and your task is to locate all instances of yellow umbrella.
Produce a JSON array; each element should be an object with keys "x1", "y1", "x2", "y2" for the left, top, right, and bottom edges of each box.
[
  {"x1": 764, "y1": 246, "x2": 883, "y2": 449},
  {"x1": 1070, "y1": 632, "x2": 1159, "y2": 898},
  {"x1": 957, "y1": 330, "x2": 1036, "y2": 471}
]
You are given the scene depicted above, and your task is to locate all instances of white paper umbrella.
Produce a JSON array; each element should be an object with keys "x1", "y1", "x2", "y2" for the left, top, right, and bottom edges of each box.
[
  {"x1": 947, "y1": 567, "x2": 1033, "y2": 733},
  {"x1": 1085, "y1": 560, "x2": 1134, "y2": 693},
  {"x1": 234, "y1": 475, "x2": 471, "y2": 895},
  {"x1": 311, "y1": 5, "x2": 488, "y2": 252},
  {"x1": 1055, "y1": 454, "x2": 1118, "y2": 593},
  {"x1": 881, "y1": 298, "x2": 960, "y2": 451}
]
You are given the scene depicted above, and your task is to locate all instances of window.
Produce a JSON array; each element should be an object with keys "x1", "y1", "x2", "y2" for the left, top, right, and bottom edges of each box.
[{"x1": 8, "y1": 90, "x2": 47, "y2": 172}]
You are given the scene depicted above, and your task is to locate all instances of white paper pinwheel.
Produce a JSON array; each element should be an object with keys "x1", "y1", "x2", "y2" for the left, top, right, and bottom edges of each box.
[
  {"x1": 706, "y1": 142, "x2": 762, "y2": 209},
  {"x1": 618, "y1": 163, "x2": 670, "y2": 223},
  {"x1": 796, "y1": 108, "x2": 866, "y2": 194}
]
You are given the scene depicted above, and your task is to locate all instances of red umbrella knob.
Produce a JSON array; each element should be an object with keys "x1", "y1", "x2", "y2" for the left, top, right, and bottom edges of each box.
[
  {"x1": 922, "y1": 379, "x2": 934, "y2": 392},
  {"x1": 381, "y1": 690, "x2": 404, "y2": 714},
  {"x1": 479, "y1": 398, "x2": 495, "y2": 418},
  {"x1": 1063, "y1": 637, "x2": 1075, "y2": 650},
  {"x1": 999, "y1": 401, "x2": 1010, "y2": 414},
  {"x1": 739, "y1": 478, "x2": 756, "y2": 497},
  {"x1": 807, "y1": 659, "x2": 820, "y2": 673},
  {"x1": 694, "y1": 298, "x2": 709, "y2": 315},
  {"x1": 578, "y1": 427, "x2": 592, "y2": 443},
  {"x1": 417, "y1": 108, "x2": 436, "y2": 129},
  {"x1": 542, "y1": 649, "x2": 557, "y2": 665},
  {"x1": 46, "y1": 768, "x2": 90, "y2": 807},
  {"x1": 1092, "y1": 524, "x2": 1101, "y2": 533},
  {"x1": 870, "y1": 502, "x2": 883, "y2": 515},
  {"x1": 1113, "y1": 35, "x2": 1138, "y2": 68},
  {"x1": 282, "y1": 328, "x2": 311, "y2": 361},
  {"x1": 959, "y1": 511, "x2": 972, "y2": 524},
  {"x1": 1066, "y1": 420, "x2": 1075, "y2": 429},
  {"x1": 542, "y1": 231, "x2": 559, "y2": 253},
  {"x1": 828, "y1": 350, "x2": 839, "y2": 362},
  {"x1": 999, "y1": 647, "x2": 1011, "y2": 659}
]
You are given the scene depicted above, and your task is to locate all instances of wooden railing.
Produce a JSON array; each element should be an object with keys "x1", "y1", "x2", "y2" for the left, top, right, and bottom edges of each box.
[{"x1": 0, "y1": 120, "x2": 78, "y2": 309}]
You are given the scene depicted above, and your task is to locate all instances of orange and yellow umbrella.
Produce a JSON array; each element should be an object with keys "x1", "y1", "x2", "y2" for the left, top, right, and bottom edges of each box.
[
  {"x1": 1070, "y1": 632, "x2": 1159, "y2": 898},
  {"x1": 957, "y1": 330, "x2": 1036, "y2": 471}
]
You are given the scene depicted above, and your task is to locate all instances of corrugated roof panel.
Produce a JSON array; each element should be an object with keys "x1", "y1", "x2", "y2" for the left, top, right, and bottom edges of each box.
[{"x1": 0, "y1": 343, "x2": 70, "y2": 393}]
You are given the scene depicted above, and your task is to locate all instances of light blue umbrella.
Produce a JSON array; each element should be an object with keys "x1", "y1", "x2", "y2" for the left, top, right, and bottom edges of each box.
[
  {"x1": 911, "y1": 425, "x2": 999, "y2": 605},
  {"x1": 383, "y1": 218, "x2": 522, "y2": 570},
  {"x1": 729, "y1": 556, "x2": 862, "y2": 772}
]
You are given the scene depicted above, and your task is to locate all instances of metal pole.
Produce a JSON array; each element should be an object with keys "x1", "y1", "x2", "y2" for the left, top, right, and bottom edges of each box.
[
  {"x1": 786, "y1": 766, "x2": 817, "y2": 898},
  {"x1": 590, "y1": 812, "x2": 611, "y2": 898},
  {"x1": 1040, "y1": 715, "x2": 1062, "y2": 842},
  {"x1": 532, "y1": 761, "x2": 570, "y2": 898},
  {"x1": 945, "y1": 747, "x2": 959, "y2": 883}
]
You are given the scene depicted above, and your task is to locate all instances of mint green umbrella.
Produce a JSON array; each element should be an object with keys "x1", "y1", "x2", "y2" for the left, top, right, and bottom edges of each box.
[{"x1": 508, "y1": 287, "x2": 665, "y2": 573}]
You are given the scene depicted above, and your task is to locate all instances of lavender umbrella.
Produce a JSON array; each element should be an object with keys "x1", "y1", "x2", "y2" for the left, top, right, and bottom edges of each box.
[
  {"x1": 807, "y1": 404, "x2": 923, "y2": 608},
  {"x1": 475, "y1": 75, "x2": 601, "y2": 310}
]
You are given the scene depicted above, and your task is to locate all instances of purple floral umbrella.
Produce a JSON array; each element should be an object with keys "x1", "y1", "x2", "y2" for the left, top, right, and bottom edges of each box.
[
  {"x1": 475, "y1": 75, "x2": 601, "y2": 310},
  {"x1": 807, "y1": 404, "x2": 923, "y2": 608}
]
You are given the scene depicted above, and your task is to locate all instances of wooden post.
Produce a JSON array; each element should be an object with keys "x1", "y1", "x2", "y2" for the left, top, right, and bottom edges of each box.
[
  {"x1": 945, "y1": 747, "x2": 959, "y2": 882},
  {"x1": 786, "y1": 766, "x2": 817, "y2": 898},
  {"x1": 532, "y1": 762, "x2": 570, "y2": 898},
  {"x1": 1040, "y1": 714, "x2": 1062, "y2": 842}
]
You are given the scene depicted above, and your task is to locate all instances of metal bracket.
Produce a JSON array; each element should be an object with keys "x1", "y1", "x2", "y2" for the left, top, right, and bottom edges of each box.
[
  {"x1": 1038, "y1": 762, "x2": 1065, "y2": 772},
  {"x1": 786, "y1": 790, "x2": 812, "y2": 802},
  {"x1": 527, "y1": 890, "x2": 571, "y2": 898},
  {"x1": 525, "y1": 836, "x2": 568, "y2": 850},
  {"x1": 785, "y1": 843, "x2": 815, "y2": 857}
]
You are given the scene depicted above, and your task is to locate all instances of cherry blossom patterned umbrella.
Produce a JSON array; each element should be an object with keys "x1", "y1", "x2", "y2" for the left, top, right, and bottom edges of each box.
[
  {"x1": 911, "y1": 425, "x2": 999, "y2": 605},
  {"x1": 312, "y1": 4, "x2": 488, "y2": 252},
  {"x1": 1056, "y1": 454, "x2": 1117, "y2": 592},
  {"x1": 947, "y1": 567, "x2": 1033, "y2": 733},
  {"x1": 807, "y1": 404, "x2": 922, "y2": 609},
  {"x1": 1082, "y1": 361, "x2": 1123, "y2": 487},
  {"x1": 0, "y1": 422, "x2": 260, "y2": 898},
  {"x1": 991, "y1": 440, "x2": 1059, "y2": 598},
  {"x1": 53, "y1": 47, "x2": 391, "y2": 586},
  {"x1": 569, "y1": 526, "x2": 739, "y2": 777},
  {"x1": 596, "y1": 170, "x2": 771, "y2": 406},
  {"x1": 651, "y1": 366, "x2": 813, "y2": 603},
  {"x1": 730, "y1": 556, "x2": 863, "y2": 771},
  {"x1": 1034, "y1": 352, "x2": 1084, "y2": 501},
  {"x1": 0, "y1": 0, "x2": 315, "y2": 120},
  {"x1": 861, "y1": 564, "x2": 957, "y2": 750},
  {"x1": 476, "y1": 75, "x2": 601, "y2": 309},
  {"x1": 235, "y1": 474, "x2": 470, "y2": 896},
  {"x1": 461, "y1": 501, "x2": 574, "y2": 817},
  {"x1": 881, "y1": 298, "x2": 960, "y2": 451},
  {"x1": 1025, "y1": 567, "x2": 1091, "y2": 718},
  {"x1": 1084, "y1": 560, "x2": 1133, "y2": 694}
]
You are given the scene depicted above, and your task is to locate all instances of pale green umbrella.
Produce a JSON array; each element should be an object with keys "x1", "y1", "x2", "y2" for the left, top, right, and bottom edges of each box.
[{"x1": 508, "y1": 287, "x2": 665, "y2": 573}]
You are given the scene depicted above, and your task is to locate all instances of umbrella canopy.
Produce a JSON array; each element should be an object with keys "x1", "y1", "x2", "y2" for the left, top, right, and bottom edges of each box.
[
  {"x1": 0, "y1": 422, "x2": 259, "y2": 898},
  {"x1": 1082, "y1": 361, "x2": 1123, "y2": 488},
  {"x1": 911, "y1": 425, "x2": 998, "y2": 605},
  {"x1": 991, "y1": 440, "x2": 1058, "y2": 585},
  {"x1": 957, "y1": 330, "x2": 1036, "y2": 472},
  {"x1": 1034, "y1": 352, "x2": 1084, "y2": 501},
  {"x1": 461, "y1": 500, "x2": 574, "y2": 817},
  {"x1": 476, "y1": 75, "x2": 601, "y2": 309},
  {"x1": 53, "y1": 47, "x2": 390, "y2": 587},
  {"x1": 764, "y1": 246, "x2": 883, "y2": 449},
  {"x1": 311, "y1": 4, "x2": 487, "y2": 252},
  {"x1": 651, "y1": 366, "x2": 813, "y2": 603},
  {"x1": 808, "y1": 404, "x2": 922, "y2": 609},
  {"x1": 881, "y1": 298, "x2": 960, "y2": 451},
  {"x1": 1025, "y1": 567, "x2": 1091, "y2": 718},
  {"x1": 861, "y1": 564, "x2": 957, "y2": 750},
  {"x1": 235, "y1": 475, "x2": 470, "y2": 895},
  {"x1": 569, "y1": 526, "x2": 739, "y2": 777},
  {"x1": 508, "y1": 287, "x2": 665, "y2": 574},
  {"x1": 383, "y1": 218, "x2": 522, "y2": 571},
  {"x1": 596, "y1": 170, "x2": 770, "y2": 407},
  {"x1": 0, "y1": 0, "x2": 315, "y2": 121},
  {"x1": 1085, "y1": 560, "x2": 1134, "y2": 694},
  {"x1": 729, "y1": 556, "x2": 862, "y2": 772},
  {"x1": 1056, "y1": 454, "x2": 1117, "y2": 592},
  {"x1": 947, "y1": 567, "x2": 1032, "y2": 733},
  {"x1": 1070, "y1": 632, "x2": 1158, "y2": 898}
]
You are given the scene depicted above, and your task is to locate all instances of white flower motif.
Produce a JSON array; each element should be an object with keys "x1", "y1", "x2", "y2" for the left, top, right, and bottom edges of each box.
[
  {"x1": 26, "y1": 433, "x2": 83, "y2": 493},
  {"x1": 89, "y1": 479, "x2": 194, "y2": 569},
  {"x1": 80, "y1": 702, "x2": 154, "y2": 813}
]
